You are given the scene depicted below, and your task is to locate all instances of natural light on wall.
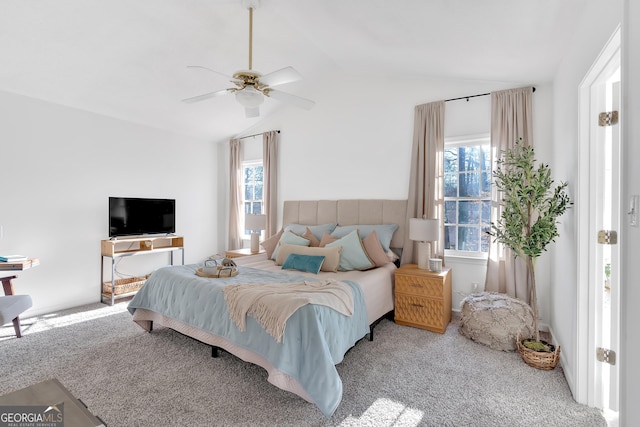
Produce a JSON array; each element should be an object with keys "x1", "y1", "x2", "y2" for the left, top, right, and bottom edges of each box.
[{"x1": 339, "y1": 398, "x2": 424, "y2": 426}]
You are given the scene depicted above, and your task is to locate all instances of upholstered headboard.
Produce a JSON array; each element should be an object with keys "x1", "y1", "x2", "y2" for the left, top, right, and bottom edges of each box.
[{"x1": 282, "y1": 199, "x2": 408, "y2": 249}]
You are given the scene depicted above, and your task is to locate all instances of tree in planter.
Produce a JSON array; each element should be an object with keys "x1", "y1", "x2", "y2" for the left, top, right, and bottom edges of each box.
[{"x1": 490, "y1": 139, "x2": 572, "y2": 347}]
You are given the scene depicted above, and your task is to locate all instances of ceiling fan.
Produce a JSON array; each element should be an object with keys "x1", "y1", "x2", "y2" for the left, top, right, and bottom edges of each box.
[{"x1": 182, "y1": 0, "x2": 315, "y2": 118}]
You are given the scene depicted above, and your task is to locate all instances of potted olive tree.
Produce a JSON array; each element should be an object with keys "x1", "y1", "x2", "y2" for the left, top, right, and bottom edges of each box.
[{"x1": 490, "y1": 139, "x2": 572, "y2": 369}]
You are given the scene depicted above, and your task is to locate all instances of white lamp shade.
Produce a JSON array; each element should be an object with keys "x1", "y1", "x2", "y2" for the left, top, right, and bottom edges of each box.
[
  {"x1": 409, "y1": 218, "x2": 439, "y2": 242},
  {"x1": 245, "y1": 214, "x2": 266, "y2": 231}
]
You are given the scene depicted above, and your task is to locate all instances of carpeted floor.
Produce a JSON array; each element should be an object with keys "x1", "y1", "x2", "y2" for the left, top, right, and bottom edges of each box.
[{"x1": 0, "y1": 302, "x2": 606, "y2": 426}]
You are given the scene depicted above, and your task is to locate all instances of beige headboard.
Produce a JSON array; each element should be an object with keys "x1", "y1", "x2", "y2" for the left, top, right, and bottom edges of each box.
[{"x1": 282, "y1": 199, "x2": 408, "y2": 249}]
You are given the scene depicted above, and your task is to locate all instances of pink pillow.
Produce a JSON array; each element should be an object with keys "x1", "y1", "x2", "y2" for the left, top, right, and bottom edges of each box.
[
  {"x1": 319, "y1": 232, "x2": 339, "y2": 247},
  {"x1": 303, "y1": 227, "x2": 321, "y2": 247},
  {"x1": 260, "y1": 228, "x2": 284, "y2": 259},
  {"x1": 362, "y1": 230, "x2": 390, "y2": 267}
]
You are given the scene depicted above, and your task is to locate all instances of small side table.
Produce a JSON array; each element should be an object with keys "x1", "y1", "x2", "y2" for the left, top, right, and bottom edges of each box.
[
  {"x1": 225, "y1": 248, "x2": 265, "y2": 258},
  {"x1": 394, "y1": 264, "x2": 452, "y2": 333}
]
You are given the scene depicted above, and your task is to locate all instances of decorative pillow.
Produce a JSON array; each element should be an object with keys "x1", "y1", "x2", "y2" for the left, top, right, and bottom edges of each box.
[
  {"x1": 275, "y1": 244, "x2": 342, "y2": 272},
  {"x1": 331, "y1": 224, "x2": 399, "y2": 252},
  {"x1": 282, "y1": 253, "x2": 326, "y2": 274},
  {"x1": 319, "y1": 232, "x2": 338, "y2": 247},
  {"x1": 271, "y1": 230, "x2": 310, "y2": 260},
  {"x1": 326, "y1": 230, "x2": 374, "y2": 271},
  {"x1": 260, "y1": 228, "x2": 284, "y2": 259},
  {"x1": 284, "y1": 223, "x2": 338, "y2": 241},
  {"x1": 303, "y1": 227, "x2": 321, "y2": 247},
  {"x1": 362, "y1": 230, "x2": 390, "y2": 267}
]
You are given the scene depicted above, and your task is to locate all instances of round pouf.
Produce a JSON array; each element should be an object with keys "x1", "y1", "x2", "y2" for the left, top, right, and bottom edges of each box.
[{"x1": 459, "y1": 292, "x2": 534, "y2": 351}]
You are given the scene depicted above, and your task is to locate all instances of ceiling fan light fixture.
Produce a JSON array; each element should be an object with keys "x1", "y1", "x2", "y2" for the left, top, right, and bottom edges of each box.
[{"x1": 235, "y1": 85, "x2": 264, "y2": 108}]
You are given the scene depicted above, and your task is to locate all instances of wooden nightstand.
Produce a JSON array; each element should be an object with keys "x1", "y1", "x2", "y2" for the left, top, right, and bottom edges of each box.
[
  {"x1": 394, "y1": 264, "x2": 452, "y2": 333},
  {"x1": 224, "y1": 247, "x2": 265, "y2": 258}
]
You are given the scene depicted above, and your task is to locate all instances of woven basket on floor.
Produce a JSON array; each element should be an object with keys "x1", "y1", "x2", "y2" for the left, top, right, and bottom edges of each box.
[
  {"x1": 517, "y1": 336, "x2": 561, "y2": 370},
  {"x1": 102, "y1": 276, "x2": 148, "y2": 295}
]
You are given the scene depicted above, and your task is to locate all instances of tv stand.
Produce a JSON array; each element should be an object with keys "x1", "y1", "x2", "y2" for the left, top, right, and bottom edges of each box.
[{"x1": 100, "y1": 235, "x2": 184, "y2": 305}]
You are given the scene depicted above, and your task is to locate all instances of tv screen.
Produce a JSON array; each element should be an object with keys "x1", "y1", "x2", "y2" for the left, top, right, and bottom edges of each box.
[{"x1": 109, "y1": 197, "x2": 175, "y2": 238}]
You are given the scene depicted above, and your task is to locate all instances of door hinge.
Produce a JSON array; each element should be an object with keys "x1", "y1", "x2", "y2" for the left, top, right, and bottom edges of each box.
[
  {"x1": 597, "y1": 347, "x2": 617, "y2": 365},
  {"x1": 597, "y1": 230, "x2": 618, "y2": 245},
  {"x1": 599, "y1": 111, "x2": 619, "y2": 126}
]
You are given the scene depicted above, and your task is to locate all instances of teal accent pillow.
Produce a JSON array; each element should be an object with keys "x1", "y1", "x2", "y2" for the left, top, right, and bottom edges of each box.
[
  {"x1": 284, "y1": 223, "x2": 338, "y2": 240},
  {"x1": 282, "y1": 254, "x2": 326, "y2": 274},
  {"x1": 271, "y1": 230, "x2": 310, "y2": 260},
  {"x1": 331, "y1": 224, "x2": 399, "y2": 252},
  {"x1": 326, "y1": 230, "x2": 374, "y2": 271}
]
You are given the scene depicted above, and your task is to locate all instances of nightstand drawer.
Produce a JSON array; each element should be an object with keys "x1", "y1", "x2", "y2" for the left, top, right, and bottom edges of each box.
[
  {"x1": 395, "y1": 294, "x2": 446, "y2": 333},
  {"x1": 395, "y1": 274, "x2": 444, "y2": 297}
]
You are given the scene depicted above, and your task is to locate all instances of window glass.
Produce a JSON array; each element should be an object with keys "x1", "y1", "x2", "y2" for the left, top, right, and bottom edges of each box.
[
  {"x1": 243, "y1": 162, "x2": 264, "y2": 235},
  {"x1": 444, "y1": 135, "x2": 491, "y2": 256}
]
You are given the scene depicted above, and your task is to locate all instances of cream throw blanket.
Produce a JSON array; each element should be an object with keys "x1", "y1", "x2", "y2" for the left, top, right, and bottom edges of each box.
[{"x1": 223, "y1": 280, "x2": 354, "y2": 343}]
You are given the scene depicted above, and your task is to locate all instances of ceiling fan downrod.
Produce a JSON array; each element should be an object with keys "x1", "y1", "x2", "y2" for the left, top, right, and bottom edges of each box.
[{"x1": 248, "y1": 7, "x2": 253, "y2": 71}]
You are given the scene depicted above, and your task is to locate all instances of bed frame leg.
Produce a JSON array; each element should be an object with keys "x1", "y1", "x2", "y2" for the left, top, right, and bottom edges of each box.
[
  {"x1": 368, "y1": 310, "x2": 394, "y2": 341},
  {"x1": 211, "y1": 346, "x2": 220, "y2": 358}
]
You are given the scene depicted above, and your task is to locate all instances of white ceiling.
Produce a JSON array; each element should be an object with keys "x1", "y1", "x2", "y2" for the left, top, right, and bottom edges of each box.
[{"x1": 0, "y1": 0, "x2": 587, "y2": 142}]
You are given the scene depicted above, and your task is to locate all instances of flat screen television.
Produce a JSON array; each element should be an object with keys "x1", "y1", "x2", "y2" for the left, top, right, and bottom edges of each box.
[{"x1": 109, "y1": 197, "x2": 175, "y2": 238}]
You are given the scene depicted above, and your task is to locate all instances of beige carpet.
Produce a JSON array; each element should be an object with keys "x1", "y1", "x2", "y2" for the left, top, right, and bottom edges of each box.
[{"x1": 0, "y1": 302, "x2": 606, "y2": 426}]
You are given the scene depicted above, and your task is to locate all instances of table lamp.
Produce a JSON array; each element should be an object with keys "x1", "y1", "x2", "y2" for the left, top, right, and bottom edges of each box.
[
  {"x1": 245, "y1": 214, "x2": 266, "y2": 253},
  {"x1": 409, "y1": 218, "x2": 440, "y2": 270}
]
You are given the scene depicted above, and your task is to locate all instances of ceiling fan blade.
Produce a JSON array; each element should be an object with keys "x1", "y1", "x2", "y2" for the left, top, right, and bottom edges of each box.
[
  {"x1": 245, "y1": 107, "x2": 260, "y2": 118},
  {"x1": 182, "y1": 88, "x2": 233, "y2": 104},
  {"x1": 258, "y1": 66, "x2": 303, "y2": 87},
  {"x1": 266, "y1": 89, "x2": 315, "y2": 110},
  {"x1": 186, "y1": 65, "x2": 240, "y2": 83}
]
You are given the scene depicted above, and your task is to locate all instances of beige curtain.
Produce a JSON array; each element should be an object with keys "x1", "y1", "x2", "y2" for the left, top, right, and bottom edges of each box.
[
  {"x1": 263, "y1": 131, "x2": 278, "y2": 237},
  {"x1": 485, "y1": 86, "x2": 534, "y2": 301},
  {"x1": 228, "y1": 138, "x2": 243, "y2": 250},
  {"x1": 401, "y1": 101, "x2": 445, "y2": 265}
]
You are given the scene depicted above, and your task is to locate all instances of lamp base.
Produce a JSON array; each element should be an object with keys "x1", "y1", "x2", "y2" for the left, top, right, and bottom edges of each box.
[
  {"x1": 417, "y1": 241, "x2": 430, "y2": 269},
  {"x1": 250, "y1": 233, "x2": 260, "y2": 253}
]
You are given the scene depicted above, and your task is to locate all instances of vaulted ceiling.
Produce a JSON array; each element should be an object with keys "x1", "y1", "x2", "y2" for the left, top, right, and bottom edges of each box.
[{"x1": 0, "y1": 0, "x2": 587, "y2": 142}]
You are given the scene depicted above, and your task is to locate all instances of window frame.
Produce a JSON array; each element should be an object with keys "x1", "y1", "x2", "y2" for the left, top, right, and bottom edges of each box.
[{"x1": 443, "y1": 133, "x2": 492, "y2": 260}]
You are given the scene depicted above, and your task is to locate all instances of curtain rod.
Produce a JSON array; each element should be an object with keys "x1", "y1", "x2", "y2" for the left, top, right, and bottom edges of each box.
[
  {"x1": 445, "y1": 87, "x2": 536, "y2": 103},
  {"x1": 237, "y1": 130, "x2": 280, "y2": 140}
]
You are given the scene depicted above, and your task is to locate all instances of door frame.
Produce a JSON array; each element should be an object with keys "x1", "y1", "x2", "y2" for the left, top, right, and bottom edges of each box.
[{"x1": 576, "y1": 25, "x2": 621, "y2": 409}]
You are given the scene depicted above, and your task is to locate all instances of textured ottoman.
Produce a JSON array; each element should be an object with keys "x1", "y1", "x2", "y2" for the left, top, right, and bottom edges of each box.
[{"x1": 459, "y1": 292, "x2": 534, "y2": 351}]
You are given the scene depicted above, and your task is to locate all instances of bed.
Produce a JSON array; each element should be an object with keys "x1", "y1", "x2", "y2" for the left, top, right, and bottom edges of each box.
[{"x1": 128, "y1": 199, "x2": 407, "y2": 416}]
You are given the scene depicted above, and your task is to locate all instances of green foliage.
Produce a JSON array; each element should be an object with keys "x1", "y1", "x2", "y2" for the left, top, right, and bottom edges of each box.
[
  {"x1": 523, "y1": 340, "x2": 551, "y2": 352},
  {"x1": 490, "y1": 139, "x2": 572, "y2": 260},
  {"x1": 489, "y1": 139, "x2": 572, "y2": 345}
]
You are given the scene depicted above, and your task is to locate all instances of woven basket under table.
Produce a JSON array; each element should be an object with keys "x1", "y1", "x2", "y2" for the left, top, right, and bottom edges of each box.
[{"x1": 102, "y1": 275, "x2": 148, "y2": 296}]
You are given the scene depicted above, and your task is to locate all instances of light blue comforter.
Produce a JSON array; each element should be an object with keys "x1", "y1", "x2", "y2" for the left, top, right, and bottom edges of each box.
[{"x1": 127, "y1": 264, "x2": 369, "y2": 417}]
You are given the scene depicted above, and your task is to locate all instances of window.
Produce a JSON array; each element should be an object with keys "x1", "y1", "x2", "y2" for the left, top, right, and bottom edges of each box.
[
  {"x1": 243, "y1": 161, "x2": 263, "y2": 235},
  {"x1": 444, "y1": 135, "x2": 491, "y2": 255}
]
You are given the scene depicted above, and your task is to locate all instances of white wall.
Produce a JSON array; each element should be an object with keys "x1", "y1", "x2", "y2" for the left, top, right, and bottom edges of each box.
[
  {"x1": 216, "y1": 75, "x2": 554, "y2": 320},
  {"x1": 550, "y1": 0, "x2": 623, "y2": 413},
  {"x1": 0, "y1": 90, "x2": 219, "y2": 316}
]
